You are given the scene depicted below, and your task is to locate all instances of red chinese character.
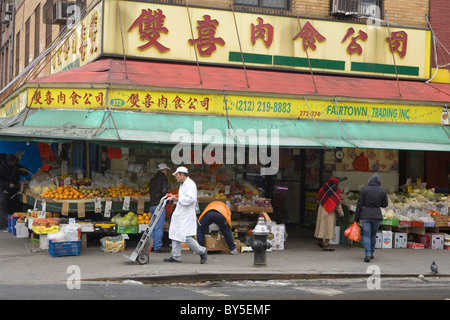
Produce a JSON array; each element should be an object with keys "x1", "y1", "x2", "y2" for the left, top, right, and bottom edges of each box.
[
  {"x1": 144, "y1": 94, "x2": 154, "y2": 108},
  {"x1": 95, "y1": 92, "x2": 104, "y2": 106},
  {"x1": 189, "y1": 15, "x2": 225, "y2": 56},
  {"x1": 251, "y1": 17, "x2": 274, "y2": 48},
  {"x1": 31, "y1": 91, "x2": 43, "y2": 105},
  {"x1": 89, "y1": 11, "x2": 98, "y2": 54},
  {"x1": 69, "y1": 91, "x2": 82, "y2": 105},
  {"x1": 128, "y1": 9, "x2": 169, "y2": 53},
  {"x1": 57, "y1": 92, "x2": 66, "y2": 105},
  {"x1": 294, "y1": 21, "x2": 326, "y2": 51},
  {"x1": 386, "y1": 31, "x2": 408, "y2": 58},
  {"x1": 187, "y1": 98, "x2": 197, "y2": 110},
  {"x1": 200, "y1": 98, "x2": 210, "y2": 111},
  {"x1": 158, "y1": 95, "x2": 168, "y2": 108},
  {"x1": 44, "y1": 91, "x2": 54, "y2": 105},
  {"x1": 79, "y1": 23, "x2": 88, "y2": 62},
  {"x1": 127, "y1": 93, "x2": 141, "y2": 108},
  {"x1": 342, "y1": 27, "x2": 368, "y2": 55},
  {"x1": 83, "y1": 93, "x2": 93, "y2": 105},
  {"x1": 172, "y1": 96, "x2": 185, "y2": 110}
]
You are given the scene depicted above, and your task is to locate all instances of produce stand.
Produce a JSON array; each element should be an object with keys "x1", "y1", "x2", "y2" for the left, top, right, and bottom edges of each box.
[{"x1": 340, "y1": 187, "x2": 450, "y2": 250}]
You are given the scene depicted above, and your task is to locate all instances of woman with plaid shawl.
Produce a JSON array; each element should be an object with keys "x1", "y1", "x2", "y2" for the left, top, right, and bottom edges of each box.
[{"x1": 314, "y1": 177, "x2": 344, "y2": 251}]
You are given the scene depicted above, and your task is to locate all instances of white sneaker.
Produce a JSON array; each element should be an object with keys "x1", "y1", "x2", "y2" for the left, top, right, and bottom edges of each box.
[{"x1": 230, "y1": 249, "x2": 238, "y2": 255}]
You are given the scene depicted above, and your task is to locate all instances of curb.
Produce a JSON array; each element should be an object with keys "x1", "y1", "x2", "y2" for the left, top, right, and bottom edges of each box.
[{"x1": 84, "y1": 272, "x2": 450, "y2": 284}]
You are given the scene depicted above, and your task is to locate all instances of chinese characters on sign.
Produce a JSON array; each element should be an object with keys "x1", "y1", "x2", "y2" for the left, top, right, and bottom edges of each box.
[
  {"x1": 51, "y1": 9, "x2": 100, "y2": 70},
  {"x1": 117, "y1": 91, "x2": 211, "y2": 112},
  {"x1": 342, "y1": 27, "x2": 368, "y2": 55},
  {"x1": 127, "y1": 8, "x2": 409, "y2": 58},
  {"x1": 188, "y1": 15, "x2": 225, "y2": 56},
  {"x1": 294, "y1": 21, "x2": 326, "y2": 51},
  {"x1": 29, "y1": 89, "x2": 105, "y2": 109},
  {"x1": 128, "y1": 9, "x2": 170, "y2": 52},
  {"x1": 251, "y1": 17, "x2": 274, "y2": 48},
  {"x1": 386, "y1": 31, "x2": 408, "y2": 58}
]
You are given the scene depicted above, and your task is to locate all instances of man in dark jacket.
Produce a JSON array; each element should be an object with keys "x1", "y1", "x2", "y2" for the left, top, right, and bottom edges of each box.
[
  {"x1": 0, "y1": 154, "x2": 29, "y2": 230},
  {"x1": 148, "y1": 163, "x2": 170, "y2": 252},
  {"x1": 354, "y1": 173, "x2": 388, "y2": 262}
]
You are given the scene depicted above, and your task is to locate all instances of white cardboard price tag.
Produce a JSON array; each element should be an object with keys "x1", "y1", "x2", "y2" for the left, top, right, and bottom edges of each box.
[
  {"x1": 123, "y1": 196, "x2": 131, "y2": 211},
  {"x1": 104, "y1": 200, "x2": 112, "y2": 218},
  {"x1": 94, "y1": 198, "x2": 102, "y2": 213}
]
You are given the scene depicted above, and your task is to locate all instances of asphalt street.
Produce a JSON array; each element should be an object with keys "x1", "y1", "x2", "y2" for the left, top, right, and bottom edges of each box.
[{"x1": 1, "y1": 277, "x2": 449, "y2": 300}]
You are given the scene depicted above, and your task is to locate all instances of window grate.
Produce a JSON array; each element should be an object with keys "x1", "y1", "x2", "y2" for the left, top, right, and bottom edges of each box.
[{"x1": 234, "y1": 0, "x2": 290, "y2": 11}]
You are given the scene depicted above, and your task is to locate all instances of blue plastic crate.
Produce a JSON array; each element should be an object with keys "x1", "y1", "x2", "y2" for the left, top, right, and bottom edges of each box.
[
  {"x1": 49, "y1": 240, "x2": 81, "y2": 258},
  {"x1": 7, "y1": 215, "x2": 12, "y2": 233}
]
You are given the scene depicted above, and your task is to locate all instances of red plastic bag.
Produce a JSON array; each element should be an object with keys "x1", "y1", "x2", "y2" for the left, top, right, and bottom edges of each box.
[{"x1": 345, "y1": 222, "x2": 361, "y2": 242}]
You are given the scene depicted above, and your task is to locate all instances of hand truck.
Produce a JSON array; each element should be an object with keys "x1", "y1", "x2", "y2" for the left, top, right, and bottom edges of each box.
[{"x1": 124, "y1": 194, "x2": 176, "y2": 265}]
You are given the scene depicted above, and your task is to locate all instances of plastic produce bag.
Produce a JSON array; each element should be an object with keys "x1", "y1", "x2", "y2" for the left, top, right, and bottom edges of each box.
[
  {"x1": 100, "y1": 236, "x2": 125, "y2": 253},
  {"x1": 345, "y1": 222, "x2": 361, "y2": 242}
]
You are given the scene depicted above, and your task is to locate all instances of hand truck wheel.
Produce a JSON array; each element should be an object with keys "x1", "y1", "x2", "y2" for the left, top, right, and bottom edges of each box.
[{"x1": 137, "y1": 252, "x2": 150, "y2": 265}]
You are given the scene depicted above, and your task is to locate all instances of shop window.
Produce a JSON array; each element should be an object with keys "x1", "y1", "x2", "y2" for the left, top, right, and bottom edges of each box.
[{"x1": 234, "y1": 0, "x2": 290, "y2": 11}]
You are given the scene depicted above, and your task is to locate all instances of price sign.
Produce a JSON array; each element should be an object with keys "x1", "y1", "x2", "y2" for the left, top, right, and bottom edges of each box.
[
  {"x1": 104, "y1": 200, "x2": 112, "y2": 218},
  {"x1": 94, "y1": 198, "x2": 102, "y2": 213},
  {"x1": 123, "y1": 196, "x2": 131, "y2": 211},
  {"x1": 41, "y1": 199, "x2": 47, "y2": 214}
]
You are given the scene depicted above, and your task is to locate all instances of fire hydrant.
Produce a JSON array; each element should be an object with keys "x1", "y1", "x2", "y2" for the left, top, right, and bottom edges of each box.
[{"x1": 251, "y1": 217, "x2": 272, "y2": 266}]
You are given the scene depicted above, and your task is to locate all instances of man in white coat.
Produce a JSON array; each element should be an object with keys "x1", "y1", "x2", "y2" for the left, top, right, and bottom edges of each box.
[{"x1": 164, "y1": 166, "x2": 207, "y2": 264}]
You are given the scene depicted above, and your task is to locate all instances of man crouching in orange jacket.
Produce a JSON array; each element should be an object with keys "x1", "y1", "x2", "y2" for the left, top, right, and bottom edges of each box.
[{"x1": 197, "y1": 201, "x2": 238, "y2": 255}]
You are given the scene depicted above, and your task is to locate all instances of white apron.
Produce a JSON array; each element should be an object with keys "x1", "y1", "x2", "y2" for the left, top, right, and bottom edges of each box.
[{"x1": 168, "y1": 177, "x2": 198, "y2": 242}]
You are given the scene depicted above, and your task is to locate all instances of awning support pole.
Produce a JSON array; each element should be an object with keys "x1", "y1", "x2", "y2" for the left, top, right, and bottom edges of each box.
[
  {"x1": 117, "y1": 1, "x2": 129, "y2": 80},
  {"x1": 294, "y1": 3, "x2": 318, "y2": 94},
  {"x1": 94, "y1": 87, "x2": 121, "y2": 140},
  {"x1": 231, "y1": 3, "x2": 250, "y2": 88},
  {"x1": 185, "y1": 0, "x2": 203, "y2": 85},
  {"x1": 223, "y1": 90, "x2": 240, "y2": 145},
  {"x1": 385, "y1": 11, "x2": 402, "y2": 97}
]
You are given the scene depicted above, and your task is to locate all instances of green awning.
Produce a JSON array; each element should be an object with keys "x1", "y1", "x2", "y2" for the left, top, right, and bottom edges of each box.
[{"x1": 0, "y1": 109, "x2": 449, "y2": 151}]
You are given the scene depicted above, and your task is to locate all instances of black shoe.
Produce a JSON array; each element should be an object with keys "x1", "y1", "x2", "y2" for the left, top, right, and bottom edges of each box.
[
  {"x1": 364, "y1": 256, "x2": 371, "y2": 263},
  {"x1": 200, "y1": 251, "x2": 207, "y2": 264},
  {"x1": 370, "y1": 256, "x2": 374, "y2": 260},
  {"x1": 164, "y1": 257, "x2": 181, "y2": 263},
  {"x1": 153, "y1": 248, "x2": 170, "y2": 253}
]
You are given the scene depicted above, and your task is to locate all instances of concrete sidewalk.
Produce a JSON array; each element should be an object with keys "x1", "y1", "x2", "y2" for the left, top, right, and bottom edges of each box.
[{"x1": 1, "y1": 227, "x2": 449, "y2": 285}]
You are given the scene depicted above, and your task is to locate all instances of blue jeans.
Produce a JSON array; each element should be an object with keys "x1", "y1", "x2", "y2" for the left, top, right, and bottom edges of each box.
[
  {"x1": 361, "y1": 219, "x2": 382, "y2": 257},
  {"x1": 150, "y1": 205, "x2": 166, "y2": 250}
]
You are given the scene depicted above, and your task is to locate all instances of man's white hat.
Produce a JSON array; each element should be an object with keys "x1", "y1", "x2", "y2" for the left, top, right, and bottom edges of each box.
[
  {"x1": 157, "y1": 163, "x2": 170, "y2": 171},
  {"x1": 172, "y1": 166, "x2": 188, "y2": 176}
]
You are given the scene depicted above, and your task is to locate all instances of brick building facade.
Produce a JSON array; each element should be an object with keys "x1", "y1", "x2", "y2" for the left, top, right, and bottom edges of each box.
[{"x1": 429, "y1": 0, "x2": 450, "y2": 69}]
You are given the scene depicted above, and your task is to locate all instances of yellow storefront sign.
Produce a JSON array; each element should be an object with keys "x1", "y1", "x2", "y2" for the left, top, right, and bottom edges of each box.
[
  {"x1": 101, "y1": 0, "x2": 431, "y2": 79},
  {"x1": 25, "y1": 87, "x2": 442, "y2": 124},
  {"x1": 108, "y1": 89, "x2": 441, "y2": 124}
]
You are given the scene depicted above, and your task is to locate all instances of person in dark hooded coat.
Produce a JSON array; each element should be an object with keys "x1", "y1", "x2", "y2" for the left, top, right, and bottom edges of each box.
[
  {"x1": 0, "y1": 154, "x2": 29, "y2": 230},
  {"x1": 354, "y1": 173, "x2": 388, "y2": 262}
]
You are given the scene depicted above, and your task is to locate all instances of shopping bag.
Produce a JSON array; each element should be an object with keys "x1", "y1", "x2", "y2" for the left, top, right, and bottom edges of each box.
[{"x1": 345, "y1": 222, "x2": 361, "y2": 242}]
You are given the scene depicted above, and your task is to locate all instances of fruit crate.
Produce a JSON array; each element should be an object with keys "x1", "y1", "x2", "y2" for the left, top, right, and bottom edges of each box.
[
  {"x1": 49, "y1": 240, "x2": 81, "y2": 258},
  {"x1": 116, "y1": 226, "x2": 138, "y2": 234}
]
